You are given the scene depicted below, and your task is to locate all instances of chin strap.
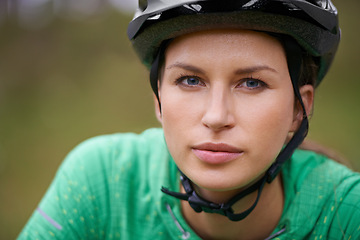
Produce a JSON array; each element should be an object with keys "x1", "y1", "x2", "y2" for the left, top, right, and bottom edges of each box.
[
  {"x1": 160, "y1": 37, "x2": 309, "y2": 221},
  {"x1": 162, "y1": 171, "x2": 267, "y2": 221}
]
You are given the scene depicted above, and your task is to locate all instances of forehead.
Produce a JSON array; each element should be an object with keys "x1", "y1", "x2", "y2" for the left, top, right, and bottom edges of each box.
[{"x1": 164, "y1": 29, "x2": 287, "y2": 71}]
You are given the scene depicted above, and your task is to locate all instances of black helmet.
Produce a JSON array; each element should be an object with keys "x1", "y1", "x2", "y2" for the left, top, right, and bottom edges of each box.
[
  {"x1": 127, "y1": 0, "x2": 341, "y2": 222},
  {"x1": 128, "y1": 0, "x2": 340, "y2": 86}
]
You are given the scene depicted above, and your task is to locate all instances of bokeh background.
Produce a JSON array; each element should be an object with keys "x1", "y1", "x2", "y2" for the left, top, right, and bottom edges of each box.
[{"x1": 0, "y1": 0, "x2": 359, "y2": 238}]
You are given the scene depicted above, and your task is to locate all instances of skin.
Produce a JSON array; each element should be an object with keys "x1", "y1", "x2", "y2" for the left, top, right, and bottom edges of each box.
[{"x1": 155, "y1": 29, "x2": 314, "y2": 239}]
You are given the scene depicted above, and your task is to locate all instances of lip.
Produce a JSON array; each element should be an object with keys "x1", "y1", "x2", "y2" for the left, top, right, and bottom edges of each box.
[{"x1": 192, "y1": 143, "x2": 243, "y2": 165}]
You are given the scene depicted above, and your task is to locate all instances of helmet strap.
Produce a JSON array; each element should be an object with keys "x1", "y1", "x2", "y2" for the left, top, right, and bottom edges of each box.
[
  {"x1": 150, "y1": 40, "x2": 172, "y2": 113},
  {"x1": 266, "y1": 36, "x2": 309, "y2": 182},
  {"x1": 150, "y1": 48, "x2": 161, "y2": 103},
  {"x1": 162, "y1": 171, "x2": 267, "y2": 221}
]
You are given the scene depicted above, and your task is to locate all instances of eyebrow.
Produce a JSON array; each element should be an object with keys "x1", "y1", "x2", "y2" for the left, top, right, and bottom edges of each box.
[
  {"x1": 166, "y1": 62, "x2": 278, "y2": 74},
  {"x1": 166, "y1": 62, "x2": 205, "y2": 74}
]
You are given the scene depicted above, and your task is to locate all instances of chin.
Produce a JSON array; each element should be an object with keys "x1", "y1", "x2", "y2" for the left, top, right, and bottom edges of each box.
[
  {"x1": 189, "y1": 170, "x2": 252, "y2": 192},
  {"x1": 187, "y1": 164, "x2": 267, "y2": 193}
]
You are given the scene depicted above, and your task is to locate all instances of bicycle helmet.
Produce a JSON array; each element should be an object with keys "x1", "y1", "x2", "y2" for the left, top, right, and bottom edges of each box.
[{"x1": 127, "y1": 0, "x2": 340, "y2": 221}]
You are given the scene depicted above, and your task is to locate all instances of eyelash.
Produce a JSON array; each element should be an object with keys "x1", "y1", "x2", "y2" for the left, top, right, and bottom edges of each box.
[
  {"x1": 175, "y1": 74, "x2": 267, "y2": 90},
  {"x1": 237, "y1": 77, "x2": 267, "y2": 90},
  {"x1": 175, "y1": 74, "x2": 204, "y2": 87}
]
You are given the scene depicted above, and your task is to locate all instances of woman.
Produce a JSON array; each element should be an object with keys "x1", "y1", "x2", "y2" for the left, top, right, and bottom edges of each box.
[{"x1": 19, "y1": 0, "x2": 360, "y2": 239}]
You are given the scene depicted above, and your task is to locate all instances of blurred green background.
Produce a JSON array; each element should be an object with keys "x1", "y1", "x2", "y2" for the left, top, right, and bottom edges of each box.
[{"x1": 0, "y1": 0, "x2": 359, "y2": 239}]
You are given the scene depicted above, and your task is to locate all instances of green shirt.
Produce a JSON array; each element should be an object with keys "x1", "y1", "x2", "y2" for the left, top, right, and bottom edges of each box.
[{"x1": 18, "y1": 128, "x2": 360, "y2": 239}]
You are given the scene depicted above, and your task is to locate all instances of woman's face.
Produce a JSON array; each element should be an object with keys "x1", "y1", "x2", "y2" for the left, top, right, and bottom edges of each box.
[{"x1": 157, "y1": 29, "x2": 300, "y2": 192}]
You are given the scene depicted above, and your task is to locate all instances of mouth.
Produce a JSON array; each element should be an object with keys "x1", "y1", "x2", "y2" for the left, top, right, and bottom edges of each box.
[{"x1": 192, "y1": 143, "x2": 243, "y2": 165}]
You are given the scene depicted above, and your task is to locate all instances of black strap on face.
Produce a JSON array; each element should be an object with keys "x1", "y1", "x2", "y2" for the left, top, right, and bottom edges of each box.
[
  {"x1": 159, "y1": 37, "x2": 309, "y2": 221},
  {"x1": 150, "y1": 48, "x2": 161, "y2": 103},
  {"x1": 150, "y1": 40, "x2": 171, "y2": 111}
]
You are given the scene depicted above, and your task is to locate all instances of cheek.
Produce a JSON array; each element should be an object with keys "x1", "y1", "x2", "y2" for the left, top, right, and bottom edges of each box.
[
  {"x1": 241, "y1": 92, "x2": 295, "y2": 156},
  {"x1": 161, "y1": 91, "x2": 197, "y2": 129},
  {"x1": 159, "y1": 89, "x2": 197, "y2": 158},
  {"x1": 159, "y1": 83, "x2": 206, "y2": 130}
]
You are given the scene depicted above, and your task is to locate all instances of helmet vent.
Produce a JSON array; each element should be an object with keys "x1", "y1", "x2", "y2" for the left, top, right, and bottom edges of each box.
[
  {"x1": 183, "y1": 4, "x2": 202, "y2": 12},
  {"x1": 139, "y1": 0, "x2": 148, "y2": 11},
  {"x1": 308, "y1": 0, "x2": 326, "y2": 8},
  {"x1": 148, "y1": 14, "x2": 162, "y2": 20}
]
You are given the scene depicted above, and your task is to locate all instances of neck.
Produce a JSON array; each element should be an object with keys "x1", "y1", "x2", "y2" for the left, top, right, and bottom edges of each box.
[{"x1": 181, "y1": 175, "x2": 284, "y2": 240}]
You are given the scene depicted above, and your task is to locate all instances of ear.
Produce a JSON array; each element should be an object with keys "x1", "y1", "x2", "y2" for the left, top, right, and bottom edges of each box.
[{"x1": 290, "y1": 84, "x2": 314, "y2": 132}]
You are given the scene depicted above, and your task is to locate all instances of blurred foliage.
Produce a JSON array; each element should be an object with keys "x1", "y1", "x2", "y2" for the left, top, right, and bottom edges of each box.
[{"x1": 0, "y1": 1, "x2": 359, "y2": 239}]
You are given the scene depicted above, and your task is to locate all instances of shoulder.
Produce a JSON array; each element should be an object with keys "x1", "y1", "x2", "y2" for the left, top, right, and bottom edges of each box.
[
  {"x1": 18, "y1": 128, "x2": 170, "y2": 239},
  {"x1": 66, "y1": 127, "x2": 165, "y2": 159},
  {"x1": 55, "y1": 127, "x2": 171, "y2": 207},
  {"x1": 286, "y1": 149, "x2": 359, "y2": 187},
  {"x1": 330, "y1": 178, "x2": 360, "y2": 239},
  {"x1": 286, "y1": 149, "x2": 360, "y2": 199},
  {"x1": 280, "y1": 149, "x2": 360, "y2": 239},
  {"x1": 60, "y1": 128, "x2": 166, "y2": 172},
  {"x1": 53, "y1": 128, "x2": 169, "y2": 197}
]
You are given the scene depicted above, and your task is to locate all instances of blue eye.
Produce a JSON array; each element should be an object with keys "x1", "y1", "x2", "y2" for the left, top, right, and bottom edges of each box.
[
  {"x1": 246, "y1": 79, "x2": 260, "y2": 88},
  {"x1": 184, "y1": 77, "x2": 200, "y2": 86},
  {"x1": 238, "y1": 78, "x2": 265, "y2": 90},
  {"x1": 176, "y1": 75, "x2": 203, "y2": 87}
]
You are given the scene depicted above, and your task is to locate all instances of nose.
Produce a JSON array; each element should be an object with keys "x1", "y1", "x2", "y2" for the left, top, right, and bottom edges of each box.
[{"x1": 201, "y1": 88, "x2": 235, "y2": 131}]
